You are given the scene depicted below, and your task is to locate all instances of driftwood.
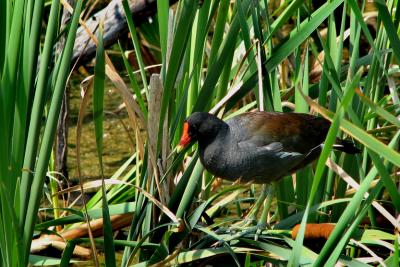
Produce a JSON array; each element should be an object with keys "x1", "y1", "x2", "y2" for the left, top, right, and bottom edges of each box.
[
  {"x1": 31, "y1": 214, "x2": 133, "y2": 259},
  {"x1": 72, "y1": 0, "x2": 177, "y2": 63}
]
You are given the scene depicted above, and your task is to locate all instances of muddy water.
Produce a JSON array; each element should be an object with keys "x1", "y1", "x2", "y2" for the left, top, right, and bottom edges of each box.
[{"x1": 67, "y1": 73, "x2": 135, "y2": 183}]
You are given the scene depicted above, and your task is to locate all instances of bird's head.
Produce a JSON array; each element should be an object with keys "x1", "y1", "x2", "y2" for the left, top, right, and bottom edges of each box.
[{"x1": 177, "y1": 112, "x2": 224, "y2": 152}]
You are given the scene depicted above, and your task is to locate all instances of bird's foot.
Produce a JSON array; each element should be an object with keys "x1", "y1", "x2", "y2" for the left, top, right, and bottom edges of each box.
[
  {"x1": 231, "y1": 216, "x2": 257, "y2": 229},
  {"x1": 254, "y1": 222, "x2": 270, "y2": 241},
  {"x1": 220, "y1": 222, "x2": 269, "y2": 244}
]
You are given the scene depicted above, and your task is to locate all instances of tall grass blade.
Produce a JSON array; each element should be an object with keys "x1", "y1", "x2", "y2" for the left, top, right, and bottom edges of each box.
[
  {"x1": 122, "y1": 0, "x2": 149, "y2": 96},
  {"x1": 265, "y1": 0, "x2": 344, "y2": 71},
  {"x1": 289, "y1": 68, "x2": 361, "y2": 266},
  {"x1": 19, "y1": 0, "x2": 60, "y2": 226},
  {"x1": 157, "y1": 0, "x2": 169, "y2": 79},
  {"x1": 315, "y1": 131, "x2": 400, "y2": 264},
  {"x1": 22, "y1": 1, "x2": 83, "y2": 264},
  {"x1": 93, "y1": 22, "x2": 116, "y2": 266}
]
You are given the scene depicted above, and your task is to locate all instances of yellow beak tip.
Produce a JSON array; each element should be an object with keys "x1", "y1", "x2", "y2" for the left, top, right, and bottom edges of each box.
[{"x1": 176, "y1": 145, "x2": 184, "y2": 153}]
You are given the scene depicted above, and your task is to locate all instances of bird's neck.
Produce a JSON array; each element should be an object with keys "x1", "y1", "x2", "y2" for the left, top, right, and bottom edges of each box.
[
  {"x1": 198, "y1": 125, "x2": 232, "y2": 178},
  {"x1": 198, "y1": 125, "x2": 230, "y2": 163},
  {"x1": 198, "y1": 123, "x2": 229, "y2": 149}
]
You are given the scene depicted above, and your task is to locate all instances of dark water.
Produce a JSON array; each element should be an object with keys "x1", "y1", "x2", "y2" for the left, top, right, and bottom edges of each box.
[{"x1": 67, "y1": 72, "x2": 135, "y2": 183}]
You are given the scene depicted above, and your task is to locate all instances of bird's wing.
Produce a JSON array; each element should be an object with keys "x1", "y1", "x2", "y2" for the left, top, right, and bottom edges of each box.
[
  {"x1": 229, "y1": 111, "x2": 330, "y2": 153},
  {"x1": 253, "y1": 147, "x2": 306, "y2": 180}
]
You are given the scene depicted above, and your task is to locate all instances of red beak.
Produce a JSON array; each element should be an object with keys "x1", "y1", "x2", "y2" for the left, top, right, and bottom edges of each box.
[{"x1": 179, "y1": 122, "x2": 191, "y2": 148}]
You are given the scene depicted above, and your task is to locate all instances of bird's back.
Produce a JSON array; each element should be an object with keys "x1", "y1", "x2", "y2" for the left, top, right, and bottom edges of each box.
[{"x1": 215, "y1": 112, "x2": 330, "y2": 182}]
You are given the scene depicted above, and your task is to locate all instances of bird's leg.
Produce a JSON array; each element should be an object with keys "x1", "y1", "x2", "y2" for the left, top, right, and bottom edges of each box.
[
  {"x1": 247, "y1": 183, "x2": 268, "y2": 224},
  {"x1": 246, "y1": 184, "x2": 269, "y2": 224},
  {"x1": 258, "y1": 184, "x2": 273, "y2": 226},
  {"x1": 232, "y1": 183, "x2": 271, "y2": 229},
  {"x1": 229, "y1": 184, "x2": 272, "y2": 242},
  {"x1": 255, "y1": 185, "x2": 273, "y2": 240}
]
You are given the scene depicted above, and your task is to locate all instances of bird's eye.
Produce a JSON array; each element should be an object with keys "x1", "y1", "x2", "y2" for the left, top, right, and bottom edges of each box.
[{"x1": 190, "y1": 125, "x2": 197, "y2": 134}]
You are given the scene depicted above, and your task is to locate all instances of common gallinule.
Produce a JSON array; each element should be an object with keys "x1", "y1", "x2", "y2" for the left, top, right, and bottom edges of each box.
[{"x1": 179, "y1": 111, "x2": 359, "y2": 184}]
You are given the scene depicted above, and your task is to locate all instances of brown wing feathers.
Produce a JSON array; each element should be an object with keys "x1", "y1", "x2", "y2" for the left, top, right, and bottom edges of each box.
[{"x1": 235, "y1": 112, "x2": 330, "y2": 153}]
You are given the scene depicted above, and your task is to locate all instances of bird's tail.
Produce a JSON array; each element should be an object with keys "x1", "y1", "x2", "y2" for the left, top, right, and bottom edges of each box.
[{"x1": 333, "y1": 138, "x2": 361, "y2": 154}]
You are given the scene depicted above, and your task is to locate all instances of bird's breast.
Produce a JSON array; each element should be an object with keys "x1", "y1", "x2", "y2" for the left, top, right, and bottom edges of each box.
[{"x1": 199, "y1": 140, "x2": 252, "y2": 181}]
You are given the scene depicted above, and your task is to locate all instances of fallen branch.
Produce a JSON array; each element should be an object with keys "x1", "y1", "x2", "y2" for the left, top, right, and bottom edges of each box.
[
  {"x1": 31, "y1": 214, "x2": 133, "y2": 258},
  {"x1": 72, "y1": 0, "x2": 177, "y2": 63}
]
